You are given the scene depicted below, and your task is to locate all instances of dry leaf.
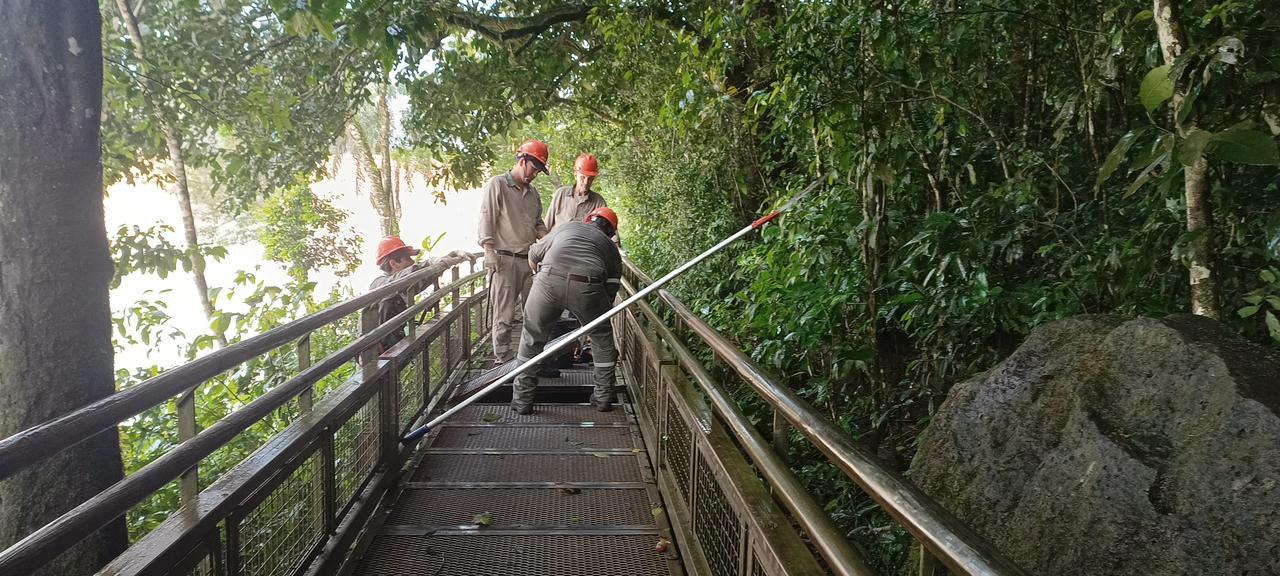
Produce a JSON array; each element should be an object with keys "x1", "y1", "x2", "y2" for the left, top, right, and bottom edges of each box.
[
  {"x1": 481, "y1": 412, "x2": 501, "y2": 422},
  {"x1": 558, "y1": 487, "x2": 582, "y2": 496},
  {"x1": 472, "y1": 512, "x2": 493, "y2": 527}
]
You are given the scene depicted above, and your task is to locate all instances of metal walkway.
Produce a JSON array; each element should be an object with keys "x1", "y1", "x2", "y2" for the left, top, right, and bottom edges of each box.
[
  {"x1": 344, "y1": 368, "x2": 683, "y2": 576},
  {"x1": 0, "y1": 255, "x2": 1030, "y2": 576}
]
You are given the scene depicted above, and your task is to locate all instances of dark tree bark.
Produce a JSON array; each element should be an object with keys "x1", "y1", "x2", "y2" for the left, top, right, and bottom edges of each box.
[{"x1": 0, "y1": 2, "x2": 129, "y2": 574}]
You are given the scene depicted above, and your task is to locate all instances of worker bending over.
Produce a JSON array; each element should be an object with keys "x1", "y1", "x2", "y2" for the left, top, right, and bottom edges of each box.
[{"x1": 512, "y1": 207, "x2": 622, "y2": 414}]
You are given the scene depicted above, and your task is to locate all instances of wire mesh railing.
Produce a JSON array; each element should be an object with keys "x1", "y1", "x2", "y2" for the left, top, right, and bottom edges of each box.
[
  {"x1": 618, "y1": 257, "x2": 1029, "y2": 576},
  {"x1": 0, "y1": 256, "x2": 488, "y2": 576}
]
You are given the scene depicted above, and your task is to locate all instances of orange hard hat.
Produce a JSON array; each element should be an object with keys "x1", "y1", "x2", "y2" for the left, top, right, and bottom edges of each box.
[
  {"x1": 585, "y1": 206, "x2": 618, "y2": 230},
  {"x1": 574, "y1": 153, "x2": 599, "y2": 176},
  {"x1": 376, "y1": 236, "x2": 419, "y2": 266},
  {"x1": 517, "y1": 139, "x2": 550, "y2": 172}
]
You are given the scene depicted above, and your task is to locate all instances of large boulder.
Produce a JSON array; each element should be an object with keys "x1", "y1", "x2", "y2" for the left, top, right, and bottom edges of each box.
[{"x1": 909, "y1": 314, "x2": 1280, "y2": 576}]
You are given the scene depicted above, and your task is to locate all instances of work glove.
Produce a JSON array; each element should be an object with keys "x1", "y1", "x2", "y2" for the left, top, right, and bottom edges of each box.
[
  {"x1": 448, "y1": 249, "x2": 475, "y2": 262},
  {"x1": 483, "y1": 248, "x2": 498, "y2": 272}
]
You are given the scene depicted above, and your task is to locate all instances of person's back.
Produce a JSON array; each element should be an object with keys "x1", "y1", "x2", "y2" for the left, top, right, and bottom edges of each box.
[{"x1": 531, "y1": 221, "x2": 620, "y2": 280}]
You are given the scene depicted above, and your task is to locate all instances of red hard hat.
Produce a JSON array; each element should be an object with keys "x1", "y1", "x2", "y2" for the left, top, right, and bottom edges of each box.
[
  {"x1": 585, "y1": 206, "x2": 618, "y2": 230},
  {"x1": 574, "y1": 154, "x2": 599, "y2": 176},
  {"x1": 517, "y1": 139, "x2": 550, "y2": 170},
  {"x1": 376, "y1": 236, "x2": 419, "y2": 266}
]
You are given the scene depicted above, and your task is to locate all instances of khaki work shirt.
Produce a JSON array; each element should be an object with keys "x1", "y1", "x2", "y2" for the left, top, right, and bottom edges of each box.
[
  {"x1": 477, "y1": 173, "x2": 547, "y2": 253},
  {"x1": 545, "y1": 186, "x2": 608, "y2": 231}
]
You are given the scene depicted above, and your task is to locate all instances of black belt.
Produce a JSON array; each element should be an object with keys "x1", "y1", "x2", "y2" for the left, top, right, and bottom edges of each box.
[
  {"x1": 495, "y1": 249, "x2": 528, "y2": 259},
  {"x1": 541, "y1": 267, "x2": 604, "y2": 284}
]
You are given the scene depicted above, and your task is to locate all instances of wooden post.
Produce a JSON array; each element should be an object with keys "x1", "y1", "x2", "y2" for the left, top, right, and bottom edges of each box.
[
  {"x1": 918, "y1": 545, "x2": 941, "y2": 576},
  {"x1": 772, "y1": 409, "x2": 791, "y2": 464},
  {"x1": 297, "y1": 333, "x2": 313, "y2": 412},
  {"x1": 176, "y1": 390, "x2": 198, "y2": 504},
  {"x1": 360, "y1": 309, "x2": 379, "y2": 381}
]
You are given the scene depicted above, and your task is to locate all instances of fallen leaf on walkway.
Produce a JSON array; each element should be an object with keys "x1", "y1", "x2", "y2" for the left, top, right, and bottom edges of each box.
[
  {"x1": 482, "y1": 412, "x2": 501, "y2": 422},
  {"x1": 569, "y1": 516, "x2": 584, "y2": 523},
  {"x1": 632, "y1": 448, "x2": 642, "y2": 453},
  {"x1": 651, "y1": 507, "x2": 664, "y2": 517},
  {"x1": 592, "y1": 453, "x2": 610, "y2": 459},
  {"x1": 654, "y1": 538, "x2": 670, "y2": 553},
  {"x1": 472, "y1": 512, "x2": 493, "y2": 527},
  {"x1": 558, "y1": 487, "x2": 582, "y2": 496}
]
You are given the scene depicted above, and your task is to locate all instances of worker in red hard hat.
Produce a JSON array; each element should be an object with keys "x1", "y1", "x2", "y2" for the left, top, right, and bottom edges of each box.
[
  {"x1": 477, "y1": 138, "x2": 550, "y2": 364},
  {"x1": 545, "y1": 153, "x2": 608, "y2": 232},
  {"x1": 369, "y1": 236, "x2": 474, "y2": 352},
  {"x1": 512, "y1": 206, "x2": 622, "y2": 414}
]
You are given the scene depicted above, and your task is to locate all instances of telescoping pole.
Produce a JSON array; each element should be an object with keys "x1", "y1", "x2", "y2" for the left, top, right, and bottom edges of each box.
[{"x1": 402, "y1": 176, "x2": 825, "y2": 444}]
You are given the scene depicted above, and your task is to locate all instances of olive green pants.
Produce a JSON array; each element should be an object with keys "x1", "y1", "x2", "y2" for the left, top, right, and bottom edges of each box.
[{"x1": 513, "y1": 272, "x2": 617, "y2": 409}]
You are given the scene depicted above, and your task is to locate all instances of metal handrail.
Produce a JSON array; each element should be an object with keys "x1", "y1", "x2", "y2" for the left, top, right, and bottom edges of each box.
[
  {"x1": 0, "y1": 266, "x2": 484, "y2": 576},
  {"x1": 620, "y1": 277, "x2": 874, "y2": 576},
  {"x1": 0, "y1": 254, "x2": 475, "y2": 482},
  {"x1": 622, "y1": 258, "x2": 1029, "y2": 576}
]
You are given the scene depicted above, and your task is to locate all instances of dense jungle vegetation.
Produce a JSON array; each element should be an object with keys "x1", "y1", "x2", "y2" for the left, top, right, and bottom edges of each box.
[{"x1": 6, "y1": 0, "x2": 1277, "y2": 572}]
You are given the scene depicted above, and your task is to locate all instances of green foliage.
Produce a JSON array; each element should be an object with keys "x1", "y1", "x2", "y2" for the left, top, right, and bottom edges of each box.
[
  {"x1": 117, "y1": 275, "x2": 357, "y2": 541},
  {"x1": 109, "y1": 224, "x2": 227, "y2": 288},
  {"x1": 101, "y1": 0, "x2": 1280, "y2": 567},
  {"x1": 325, "y1": 0, "x2": 1280, "y2": 567},
  {"x1": 258, "y1": 176, "x2": 362, "y2": 282},
  {"x1": 1238, "y1": 268, "x2": 1280, "y2": 345},
  {"x1": 101, "y1": 0, "x2": 380, "y2": 209}
]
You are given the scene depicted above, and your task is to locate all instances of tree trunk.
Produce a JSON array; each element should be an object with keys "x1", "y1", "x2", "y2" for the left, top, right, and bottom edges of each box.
[
  {"x1": 377, "y1": 82, "x2": 400, "y2": 232},
  {"x1": 1154, "y1": 0, "x2": 1221, "y2": 319},
  {"x1": 0, "y1": 2, "x2": 129, "y2": 574},
  {"x1": 348, "y1": 105, "x2": 398, "y2": 237},
  {"x1": 113, "y1": 0, "x2": 227, "y2": 344}
]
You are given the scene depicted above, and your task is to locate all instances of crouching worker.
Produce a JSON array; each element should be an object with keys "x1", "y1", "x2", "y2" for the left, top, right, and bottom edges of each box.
[
  {"x1": 512, "y1": 207, "x2": 622, "y2": 414},
  {"x1": 369, "y1": 236, "x2": 475, "y2": 353}
]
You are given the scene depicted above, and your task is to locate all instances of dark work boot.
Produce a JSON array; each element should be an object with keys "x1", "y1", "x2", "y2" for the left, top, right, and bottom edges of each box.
[
  {"x1": 536, "y1": 365, "x2": 561, "y2": 378},
  {"x1": 512, "y1": 403, "x2": 534, "y2": 415},
  {"x1": 594, "y1": 400, "x2": 613, "y2": 413}
]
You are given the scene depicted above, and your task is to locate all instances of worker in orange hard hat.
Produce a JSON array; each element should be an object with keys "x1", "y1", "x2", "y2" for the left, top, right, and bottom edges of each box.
[
  {"x1": 477, "y1": 138, "x2": 551, "y2": 364},
  {"x1": 512, "y1": 206, "x2": 622, "y2": 414},
  {"x1": 541, "y1": 153, "x2": 618, "y2": 364},
  {"x1": 368, "y1": 236, "x2": 474, "y2": 352},
  {"x1": 545, "y1": 153, "x2": 609, "y2": 232}
]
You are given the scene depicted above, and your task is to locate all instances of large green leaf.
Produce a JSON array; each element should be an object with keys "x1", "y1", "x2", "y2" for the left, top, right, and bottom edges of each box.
[
  {"x1": 1176, "y1": 129, "x2": 1213, "y2": 166},
  {"x1": 1139, "y1": 65, "x2": 1174, "y2": 113},
  {"x1": 1097, "y1": 130, "x2": 1141, "y2": 186},
  {"x1": 1210, "y1": 128, "x2": 1280, "y2": 165}
]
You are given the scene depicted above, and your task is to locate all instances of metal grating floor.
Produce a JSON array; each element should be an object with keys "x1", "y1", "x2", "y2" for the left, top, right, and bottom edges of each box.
[
  {"x1": 429, "y1": 424, "x2": 635, "y2": 449},
  {"x1": 449, "y1": 403, "x2": 628, "y2": 423},
  {"x1": 354, "y1": 534, "x2": 671, "y2": 576},
  {"x1": 411, "y1": 453, "x2": 645, "y2": 482},
  {"x1": 345, "y1": 365, "x2": 682, "y2": 576},
  {"x1": 387, "y1": 487, "x2": 657, "y2": 527}
]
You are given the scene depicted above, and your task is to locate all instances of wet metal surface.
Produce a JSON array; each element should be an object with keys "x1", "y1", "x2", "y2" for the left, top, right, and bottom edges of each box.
[{"x1": 345, "y1": 368, "x2": 681, "y2": 576}]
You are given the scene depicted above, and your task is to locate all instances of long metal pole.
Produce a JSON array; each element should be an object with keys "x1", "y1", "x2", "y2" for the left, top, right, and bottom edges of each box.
[{"x1": 402, "y1": 177, "x2": 824, "y2": 443}]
